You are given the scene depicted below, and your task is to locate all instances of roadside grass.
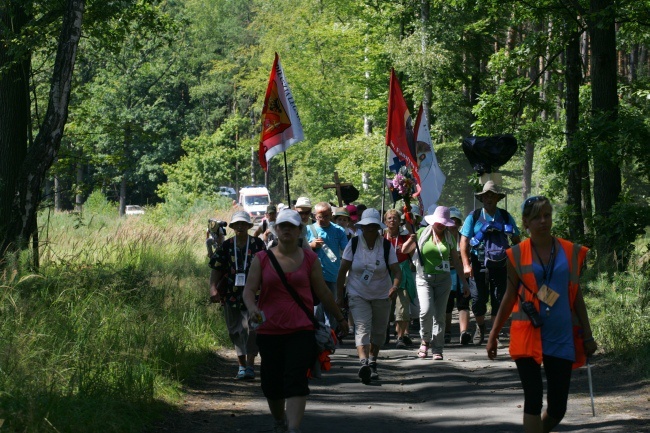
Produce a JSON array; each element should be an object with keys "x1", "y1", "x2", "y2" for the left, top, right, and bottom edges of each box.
[
  {"x1": 583, "y1": 251, "x2": 650, "y2": 378},
  {"x1": 0, "y1": 203, "x2": 234, "y2": 432}
]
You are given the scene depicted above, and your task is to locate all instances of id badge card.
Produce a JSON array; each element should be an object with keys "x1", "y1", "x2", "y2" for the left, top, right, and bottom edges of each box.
[
  {"x1": 441, "y1": 260, "x2": 450, "y2": 272},
  {"x1": 361, "y1": 269, "x2": 375, "y2": 285},
  {"x1": 536, "y1": 284, "x2": 559, "y2": 307},
  {"x1": 235, "y1": 273, "x2": 246, "y2": 287}
]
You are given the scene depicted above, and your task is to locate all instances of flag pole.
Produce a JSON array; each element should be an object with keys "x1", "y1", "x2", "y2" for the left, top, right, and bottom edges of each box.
[
  {"x1": 381, "y1": 145, "x2": 388, "y2": 215},
  {"x1": 283, "y1": 152, "x2": 291, "y2": 207}
]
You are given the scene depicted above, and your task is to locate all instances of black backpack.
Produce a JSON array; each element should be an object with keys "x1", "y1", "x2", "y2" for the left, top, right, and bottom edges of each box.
[
  {"x1": 350, "y1": 236, "x2": 392, "y2": 271},
  {"x1": 473, "y1": 208, "x2": 512, "y2": 269}
]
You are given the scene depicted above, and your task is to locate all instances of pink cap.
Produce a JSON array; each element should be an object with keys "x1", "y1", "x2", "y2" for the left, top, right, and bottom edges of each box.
[{"x1": 346, "y1": 204, "x2": 359, "y2": 222}]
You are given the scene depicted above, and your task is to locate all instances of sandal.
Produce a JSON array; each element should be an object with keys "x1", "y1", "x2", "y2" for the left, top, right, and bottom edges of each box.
[
  {"x1": 417, "y1": 342, "x2": 429, "y2": 359},
  {"x1": 432, "y1": 353, "x2": 444, "y2": 361},
  {"x1": 235, "y1": 366, "x2": 246, "y2": 380}
]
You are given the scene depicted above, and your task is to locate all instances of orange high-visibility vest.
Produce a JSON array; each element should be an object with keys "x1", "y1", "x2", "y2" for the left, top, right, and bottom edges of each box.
[{"x1": 505, "y1": 238, "x2": 589, "y2": 369}]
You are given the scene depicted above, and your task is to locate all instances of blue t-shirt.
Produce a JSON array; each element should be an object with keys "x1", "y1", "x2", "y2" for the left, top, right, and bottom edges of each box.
[
  {"x1": 306, "y1": 222, "x2": 348, "y2": 282},
  {"x1": 532, "y1": 246, "x2": 575, "y2": 362},
  {"x1": 460, "y1": 208, "x2": 520, "y2": 256}
]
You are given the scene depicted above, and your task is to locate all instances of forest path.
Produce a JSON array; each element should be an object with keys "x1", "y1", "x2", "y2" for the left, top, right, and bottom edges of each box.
[{"x1": 149, "y1": 328, "x2": 650, "y2": 433}]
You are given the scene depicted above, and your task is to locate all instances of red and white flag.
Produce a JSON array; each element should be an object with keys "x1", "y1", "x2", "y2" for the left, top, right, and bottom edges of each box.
[
  {"x1": 258, "y1": 53, "x2": 304, "y2": 171},
  {"x1": 385, "y1": 69, "x2": 420, "y2": 184},
  {"x1": 413, "y1": 104, "x2": 446, "y2": 209}
]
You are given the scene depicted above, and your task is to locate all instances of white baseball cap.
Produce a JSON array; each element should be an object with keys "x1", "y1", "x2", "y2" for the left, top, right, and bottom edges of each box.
[{"x1": 275, "y1": 209, "x2": 302, "y2": 227}]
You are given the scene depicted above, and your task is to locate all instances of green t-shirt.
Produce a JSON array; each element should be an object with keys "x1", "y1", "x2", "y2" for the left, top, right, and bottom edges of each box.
[{"x1": 417, "y1": 227, "x2": 456, "y2": 274}]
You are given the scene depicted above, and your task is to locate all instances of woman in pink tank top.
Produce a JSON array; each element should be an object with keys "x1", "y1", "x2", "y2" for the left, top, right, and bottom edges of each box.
[{"x1": 243, "y1": 209, "x2": 348, "y2": 433}]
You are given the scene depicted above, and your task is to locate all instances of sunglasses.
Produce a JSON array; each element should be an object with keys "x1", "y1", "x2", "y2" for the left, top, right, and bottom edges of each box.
[{"x1": 522, "y1": 195, "x2": 547, "y2": 212}]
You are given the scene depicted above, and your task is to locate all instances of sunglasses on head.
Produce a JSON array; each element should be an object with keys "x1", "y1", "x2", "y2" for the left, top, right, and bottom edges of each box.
[{"x1": 522, "y1": 195, "x2": 547, "y2": 212}]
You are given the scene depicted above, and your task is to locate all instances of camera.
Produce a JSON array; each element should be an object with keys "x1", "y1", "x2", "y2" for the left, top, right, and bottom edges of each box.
[
  {"x1": 520, "y1": 301, "x2": 543, "y2": 328},
  {"x1": 207, "y1": 219, "x2": 228, "y2": 257},
  {"x1": 208, "y1": 219, "x2": 227, "y2": 237}
]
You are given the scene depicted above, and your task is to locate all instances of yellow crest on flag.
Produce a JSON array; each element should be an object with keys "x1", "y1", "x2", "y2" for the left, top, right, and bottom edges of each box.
[{"x1": 262, "y1": 82, "x2": 290, "y2": 141}]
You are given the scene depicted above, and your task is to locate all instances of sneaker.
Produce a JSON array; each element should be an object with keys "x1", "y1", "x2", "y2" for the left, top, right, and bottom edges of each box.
[
  {"x1": 396, "y1": 337, "x2": 407, "y2": 349},
  {"x1": 402, "y1": 335, "x2": 413, "y2": 346},
  {"x1": 235, "y1": 366, "x2": 246, "y2": 380},
  {"x1": 460, "y1": 331, "x2": 472, "y2": 345},
  {"x1": 473, "y1": 325, "x2": 486, "y2": 345},
  {"x1": 358, "y1": 360, "x2": 371, "y2": 384},
  {"x1": 369, "y1": 361, "x2": 379, "y2": 380},
  {"x1": 244, "y1": 366, "x2": 255, "y2": 380},
  {"x1": 444, "y1": 332, "x2": 451, "y2": 344}
]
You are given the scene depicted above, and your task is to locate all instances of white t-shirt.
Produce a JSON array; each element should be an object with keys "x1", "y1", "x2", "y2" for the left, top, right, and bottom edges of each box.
[{"x1": 342, "y1": 236, "x2": 398, "y2": 300}]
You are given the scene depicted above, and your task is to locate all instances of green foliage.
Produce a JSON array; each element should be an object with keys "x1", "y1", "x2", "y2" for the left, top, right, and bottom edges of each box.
[
  {"x1": 157, "y1": 114, "x2": 254, "y2": 205},
  {"x1": 83, "y1": 190, "x2": 118, "y2": 216},
  {"x1": 0, "y1": 210, "x2": 228, "y2": 432},
  {"x1": 584, "y1": 269, "x2": 650, "y2": 377}
]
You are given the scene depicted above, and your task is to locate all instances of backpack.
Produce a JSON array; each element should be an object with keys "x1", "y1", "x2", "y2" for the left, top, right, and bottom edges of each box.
[
  {"x1": 472, "y1": 208, "x2": 512, "y2": 269},
  {"x1": 262, "y1": 219, "x2": 279, "y2": 249},
  {"x1": 350, "y1": 236, "x2": 392, "y2": 272}
]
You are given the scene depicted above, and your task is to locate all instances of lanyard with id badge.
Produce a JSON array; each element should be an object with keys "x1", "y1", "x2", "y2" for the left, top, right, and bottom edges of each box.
[
  {"x1": 234, "y1": 236, "x2": 250, "y2": 287},
  {"x1": 360, "y1": 236, "x2": 381, "y2": 285},
  {"x1": 533, "y1": 240, "x2": 560, "y2": 316},
  {"x1": 431, "y1": 232, "x2": 450, "y2": 272}
]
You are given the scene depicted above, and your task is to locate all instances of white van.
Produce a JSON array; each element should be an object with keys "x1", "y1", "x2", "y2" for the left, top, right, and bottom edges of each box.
[{"x1": 238, "y1": 186, "x2": 271, "y2": 221}]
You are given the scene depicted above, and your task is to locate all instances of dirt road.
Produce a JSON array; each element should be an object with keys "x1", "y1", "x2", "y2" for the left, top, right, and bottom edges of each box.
[{"x1": 152, "y1": 331, "x2": 650, "y2": 433}]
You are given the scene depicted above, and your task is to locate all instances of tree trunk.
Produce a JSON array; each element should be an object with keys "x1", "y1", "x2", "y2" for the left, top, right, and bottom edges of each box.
[
  {"x1": 0, "y1": 0, "x2": 85, "y2": 255},
  {"x1": 75, "y1": 161, "x2": 84, "y2": 212},
  {"x1": 589, "y1": 0, "x2": 620, "y2": 259},
  {"x1": 589, "y1": 0, "x2": 620, "y2": 218},
  {"x1": 0, "y1": 3, "x2": 31, "y2": 253},
  {"x1": 54, "y1": 175, "x2": 62, "y2": 211},
  {"x1": 119, "y1": 175, "x2": 127, "y2": 217},
  {"x1": 565, "y1": 28, "x2": 585, "y2": 241},
  {"x1": 628, "y1": 43, "x2": 638, "y2": 83}
]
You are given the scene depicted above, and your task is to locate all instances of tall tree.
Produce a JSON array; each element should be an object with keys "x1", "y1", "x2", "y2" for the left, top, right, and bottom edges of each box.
[
  {"x1": 0, "y1": 0, "x2": 84, "y2": 255},
  {"x1": 589, "y1": 0, "x2": 621, "y2": 222}
]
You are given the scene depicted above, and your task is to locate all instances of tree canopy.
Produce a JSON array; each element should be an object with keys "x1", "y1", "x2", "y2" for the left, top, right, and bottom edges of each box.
[{"x1": 2, "y1": 0, "x2": 650, "y2": 266}]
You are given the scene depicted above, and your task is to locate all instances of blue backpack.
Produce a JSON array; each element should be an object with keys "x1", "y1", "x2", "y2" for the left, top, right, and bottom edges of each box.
[{"x1": 472, "y1": 208, "x2": 513, "y2": 269}]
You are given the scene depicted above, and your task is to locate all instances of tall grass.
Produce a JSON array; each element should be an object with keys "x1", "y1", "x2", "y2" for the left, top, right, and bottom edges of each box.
[
  {"x1": 582, "y1": 250, "x2": 650, "y2": 378},
  {"x1": 0, "y1": 201, "x2": 234, "y2": 432}
]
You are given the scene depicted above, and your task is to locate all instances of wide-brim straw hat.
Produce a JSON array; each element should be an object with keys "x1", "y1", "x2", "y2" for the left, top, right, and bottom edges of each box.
[
  {"x1": 294, "y1": 196, "x2": 312, "y2": 209},
  {"x1": 355, "y1": 208, "x2": 387, "y2": 229},
  {"x1": 474, "y1": 180, "x2": 506, "y2": 202}
]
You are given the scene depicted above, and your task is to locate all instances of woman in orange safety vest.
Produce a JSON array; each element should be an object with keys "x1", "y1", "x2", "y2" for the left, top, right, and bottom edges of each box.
[{"x1": 486, "y1": 196, "x2": 598, "y2": 433}]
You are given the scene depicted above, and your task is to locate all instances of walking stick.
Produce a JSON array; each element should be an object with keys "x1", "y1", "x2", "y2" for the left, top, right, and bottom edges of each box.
[{"x1": 587, "y1": 357, "x2": 596, "y2": 416}]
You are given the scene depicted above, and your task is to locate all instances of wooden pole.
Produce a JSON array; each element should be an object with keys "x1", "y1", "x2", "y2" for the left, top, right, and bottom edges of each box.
[
  {"x1": 323, "y1": 171, "x2": 352, "y2": 206},
  {"x1": 283, "y1": 152, "x2": 291, "y2": 207},
  {"x1": 381, "y1": 145, "x2": 388, "y2": 215}
]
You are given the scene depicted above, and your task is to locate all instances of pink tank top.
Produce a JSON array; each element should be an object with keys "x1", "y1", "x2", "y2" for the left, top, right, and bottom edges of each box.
[{"x1": 256, "y1": 249, "x2": 318, "y2": 335}]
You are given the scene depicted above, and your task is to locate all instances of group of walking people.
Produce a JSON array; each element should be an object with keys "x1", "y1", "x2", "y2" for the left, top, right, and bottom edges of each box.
[{"x1": 207, "y1": 181, "x2": 597, "y2": 433}]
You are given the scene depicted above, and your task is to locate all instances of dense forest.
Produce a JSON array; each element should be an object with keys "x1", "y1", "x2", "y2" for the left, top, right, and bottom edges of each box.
[{"x1": 2, "y1": 0, "x2": 650, "y2": 265}]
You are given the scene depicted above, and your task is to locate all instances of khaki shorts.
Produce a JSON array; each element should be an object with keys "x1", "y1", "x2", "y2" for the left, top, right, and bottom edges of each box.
[{"x1": 394, "y1": 288, "x2": 411, "y2": 321}]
